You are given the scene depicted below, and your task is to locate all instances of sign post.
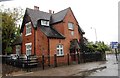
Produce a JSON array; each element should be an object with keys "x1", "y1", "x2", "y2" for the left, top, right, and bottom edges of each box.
[{"x1": 110, "y1": 42, "x2": 118, "y2": 61}]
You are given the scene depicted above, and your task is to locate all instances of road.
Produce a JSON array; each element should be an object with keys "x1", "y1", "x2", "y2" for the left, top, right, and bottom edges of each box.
[
  {"x1": 1, "y1": 54, "x2": 119, "y2": 77},
  {"x1": 89, "y1": 54, "x2": 119, "y2": 76}
]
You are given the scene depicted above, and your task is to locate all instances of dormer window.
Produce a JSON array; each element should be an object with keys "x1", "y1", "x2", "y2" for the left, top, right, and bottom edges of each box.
[
  {"x1": 26, "y1": 22, "x2": 31, "y2": 36},
  {"x1": 68, "y1": 22, "x2": 74, "y2": 30},
  {"x1": 41, "y1": 20, "x2": 49, "y2": 26}
]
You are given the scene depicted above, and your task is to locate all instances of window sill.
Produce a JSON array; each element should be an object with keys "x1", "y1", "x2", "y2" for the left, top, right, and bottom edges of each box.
[
  {"x1": 57, "y1": 55, "x2": 64, "y2": 57},
  {"x1": 68, "y1": 29, "x2": 74, "y2": 31},
  {"x1": 25, "y1": 33, "x2": 32, "y2": 36}
]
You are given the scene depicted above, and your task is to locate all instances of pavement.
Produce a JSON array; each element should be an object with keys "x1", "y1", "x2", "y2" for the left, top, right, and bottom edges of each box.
[{"x1": 1, "y1": 54, "x2": 119, "y2": 77}]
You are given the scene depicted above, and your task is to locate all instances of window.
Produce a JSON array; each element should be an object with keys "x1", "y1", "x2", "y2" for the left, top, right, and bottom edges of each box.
[
  {"x1": 71, "y1": 31, "x2": 74, "y2": 36},
  {"x1": 68, "y1": 22, "x2": 74, "y2": 30},
  {"x1": 26, "y1": 22, "x2": 31, "y2": 36},
  {"x1": 16, "y1": 45, "x2": 21, "y2": 55},
  {"x1": 25, "y1": 43, "x2": 32, "y2": 56},
  {"x1": 56, "y1": 44, "x2": 64, "y2": 56},
  {"x1": 41, "y1": 20, "x2": 49, "y2": 26}
]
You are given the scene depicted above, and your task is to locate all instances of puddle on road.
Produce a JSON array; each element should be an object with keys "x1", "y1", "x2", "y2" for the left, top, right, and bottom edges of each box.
[{"x1": 73, "y1": 66, "x2": 107, "y2": 77}]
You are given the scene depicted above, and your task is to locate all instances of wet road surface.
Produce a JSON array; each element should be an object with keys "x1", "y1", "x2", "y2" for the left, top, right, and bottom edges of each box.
[{"x1": 89, "y1": 54, "x2": 119, "y2": 76}]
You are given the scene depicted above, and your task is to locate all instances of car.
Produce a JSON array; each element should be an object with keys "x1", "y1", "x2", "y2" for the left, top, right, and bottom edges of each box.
[{"x1": 9, "y1": 54, "x2": 18, "y2": 66}]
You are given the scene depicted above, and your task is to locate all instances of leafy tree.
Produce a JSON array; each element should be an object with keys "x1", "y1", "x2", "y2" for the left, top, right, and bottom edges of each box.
[
  {"x1": 1, "y1": 6, "x2": 23, "y2": 54},
  {"x1": 85, "y1": 41, "x2": 110, "y2": 52}
]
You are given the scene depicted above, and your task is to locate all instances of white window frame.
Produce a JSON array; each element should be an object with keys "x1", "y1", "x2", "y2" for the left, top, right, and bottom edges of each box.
[
  {"x1": 68, "y1": 22, "x2": 74, "y2": 30},
  {"x1": 16, "y1": 45, "x2": 21, "y2": 55},
  {"x1": 56, "y1": 44, "x2": 64, "y2": 56},
  {"x1": 41, "y1": 20, "x2": 49, "y2": 26},
  {"x1": 25, "y1": 43, "x2": 32, "y2": 56},
  {"x1": 71, "y1": 31, "x2": 74, "y2": 36},
  {"x1": 25, "y1": 22, "x2": 32, "y2": 36}
]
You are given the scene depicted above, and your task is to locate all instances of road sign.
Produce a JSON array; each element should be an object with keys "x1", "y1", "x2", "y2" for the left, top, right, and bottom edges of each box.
[{"x1": 110, "y1": 42, "x2": 118, "y2": 49}]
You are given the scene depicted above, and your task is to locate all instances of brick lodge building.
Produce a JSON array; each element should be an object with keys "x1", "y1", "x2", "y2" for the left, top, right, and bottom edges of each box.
[{"x1": 12, "y1": 6, "x2": 85, "y2": 66}]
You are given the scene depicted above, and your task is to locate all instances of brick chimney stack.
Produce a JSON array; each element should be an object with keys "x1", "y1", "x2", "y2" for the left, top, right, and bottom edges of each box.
[
  {"x1": 34, "y1": 6, "x2": 39, "y2": 10},
  {"x1": 53, "y1": 11, "x2": 54, "y2": 14},
  {"x1": 49, "y1": 10, "x2": 52, "y2": 14}
]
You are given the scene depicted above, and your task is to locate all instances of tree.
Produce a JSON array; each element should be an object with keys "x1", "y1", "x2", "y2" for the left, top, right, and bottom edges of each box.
[
  {"x1": 85, "y1": 41, "x2": 111, "y2": 52},
  {"x1": 1, "y1": 6, "x2": 23, "y2": 54}
]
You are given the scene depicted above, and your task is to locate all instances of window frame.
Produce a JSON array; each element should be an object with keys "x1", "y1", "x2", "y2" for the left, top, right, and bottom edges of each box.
[
  {"x1": 56, "y1": 44, "x2": 64, "y2": 56},
  {"x1": 68, "y1": 22, "x2": 74, "y2": 30},
  {"x1": 25, "y1": 22, "x2": 32, "y2": 36},
  {"x1": 41, "y1": 20, "x2": 49, "y2": 26},
  {"x1": 16, "y1": 45, "x2": 21, "y2": 55},
  {"x1": 71, "y1": 31, "x2": 74, "y2": 36},
  {"x1": 25, "y1": 43, "x2": 32, "y2": 56}
]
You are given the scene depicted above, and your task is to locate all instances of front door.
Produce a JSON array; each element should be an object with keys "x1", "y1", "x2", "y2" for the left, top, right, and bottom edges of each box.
[{"x1": 70, "y1": 49, "x2": 76, "y2": 61}]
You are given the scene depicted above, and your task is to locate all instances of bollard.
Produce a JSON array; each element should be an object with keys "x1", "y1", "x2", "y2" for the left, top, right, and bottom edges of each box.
[
  {"x1": 48, "y1": 55, "x2": 50, "y2": 67},
  {"x1": 77, "y1": 52, "x2": 80, "y2": 64},
  {"x1": 26, "y1": 55, "x2": 29, "y2": 72},
  {"x1": 17, "y1": 55, "x2": 19, "y2": 67},
  {"x1": 67, "y1": 53, "x2": 70, "y2": 65},
  {"x1": 115, "y1": 48, "x2": 118, "y2": 61},
  {"x1": 54, "y1": 54, "x2": 57, "y2": 67},
  {"x1": 42, "y1": 55, "x2": 44, "y2": 70}
]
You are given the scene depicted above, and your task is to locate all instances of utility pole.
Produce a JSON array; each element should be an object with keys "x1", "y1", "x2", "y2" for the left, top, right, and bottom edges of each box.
[{"x1": 91, "y1": 27, "x2": 98, "y2": 43}]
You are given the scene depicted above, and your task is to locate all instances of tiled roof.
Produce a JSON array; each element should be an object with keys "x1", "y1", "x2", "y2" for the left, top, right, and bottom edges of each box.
[
  {"x1": 21, "y1": 7, "x2": 84, "y2": 38},
  {"x1": 26, "y1": 8, "x2": 52, "y2": 27},
  {"x1": 12, "y1": 36, "x2": 22, "y2": 45},
  {"x1": 51, "y1": 8, "x2": 69, "y2": 24},
  {"x1": 40, "y1": 26, "x2": 65, "y2": 39}
]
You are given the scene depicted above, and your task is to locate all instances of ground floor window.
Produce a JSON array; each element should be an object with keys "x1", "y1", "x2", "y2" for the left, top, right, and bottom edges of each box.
[
  {"x1": 16, "y1": 45, "x2": 21, "y2": 55},
  {"x1": 25, "y1": 43, "x2": 32, "y2": 56},
  {"x1": 56, "y1": 44, "x2": 64, "y2": 56}
]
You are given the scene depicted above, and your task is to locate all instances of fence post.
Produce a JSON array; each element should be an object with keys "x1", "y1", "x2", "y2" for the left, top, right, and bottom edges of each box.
[
  {"x1": 48, "y1": 54, "x2": 50, "y2": 67},
  {"x1": 67, "y1": 53, "x2": 70, "y2": 65},
  {"x1": 26, "y1": 55, "x2": 29, "y2": 72},
  {"x1": 17, "y1": 55, "x2": 19, "y2": 67},
  {"x1": 42, "y1": 55, "x2": 44, "y2": 70},
  {"x1": 54, "y1": 54, "x2": 57, "y2": 67},
  {"x1": 83, "y1": 52, "x2": 86, "y2": 63},
  {"x1": 77, "y1": 52, "x2": 80, "y2": 64}
]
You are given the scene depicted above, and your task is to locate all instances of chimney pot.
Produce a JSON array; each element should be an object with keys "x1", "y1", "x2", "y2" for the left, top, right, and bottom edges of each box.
[
  {"x1": 53, "y1": 11, "x2": 54, "y2": 14},
  {"x1": 34, "y1": 6, "x2": 39, "y2": 10},
  {"x1": 49, "y1": 10, "x2": 52, "y2": 14}
]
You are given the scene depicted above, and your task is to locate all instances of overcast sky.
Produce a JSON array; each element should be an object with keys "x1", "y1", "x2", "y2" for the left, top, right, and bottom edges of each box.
[{"x1": 0, "y1": 0, "x2": 119, "y2": 44}]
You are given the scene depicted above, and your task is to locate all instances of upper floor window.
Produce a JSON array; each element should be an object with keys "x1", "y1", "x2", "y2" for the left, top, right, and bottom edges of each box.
[
  {"x1": 56, "y1": 44, "x2": 64, "y2": 56},
  {"x1": 25, "y1": 43, "x2": 32, "y2": 56},
  {"x1": 26, "y1": 22, "x2": 31, "y2": 36},
  {"x1": 68, "y1": 22, "x2": 74, "y2": 30},
  {"x1": 41, "y1": 20, "x2": 49, "y2": 26}
]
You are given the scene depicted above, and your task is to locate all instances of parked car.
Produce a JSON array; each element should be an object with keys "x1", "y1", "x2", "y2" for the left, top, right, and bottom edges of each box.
[{"x1": 10, "y1": 54, "x2": 19, "y2": 66}]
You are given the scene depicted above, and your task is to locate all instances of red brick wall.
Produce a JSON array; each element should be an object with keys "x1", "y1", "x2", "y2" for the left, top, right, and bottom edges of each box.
[
  {"x1": 49, "y1": 39, "x2": 68, "y2": 65},
  {"x1": 52, "y1": 22, "x2": 64, "y2": 35},
  {"x1": 22, "y1": 21, "x2": 35, "y2": 55},
  {"x1": 49, "y1": 8, "x2": 82, "y2": 65},
  {"x1": 35, "y1": 26, "x2": 48, "y2": 56},
  {"x1": 21, "y1": 8, "x2": 82, "y2": 65}
]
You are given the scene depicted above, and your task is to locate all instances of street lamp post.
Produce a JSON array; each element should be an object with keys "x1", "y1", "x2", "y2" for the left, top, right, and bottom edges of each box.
[{"x1": 91, "y1": 27, "x2": 98, "y2": 43}]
